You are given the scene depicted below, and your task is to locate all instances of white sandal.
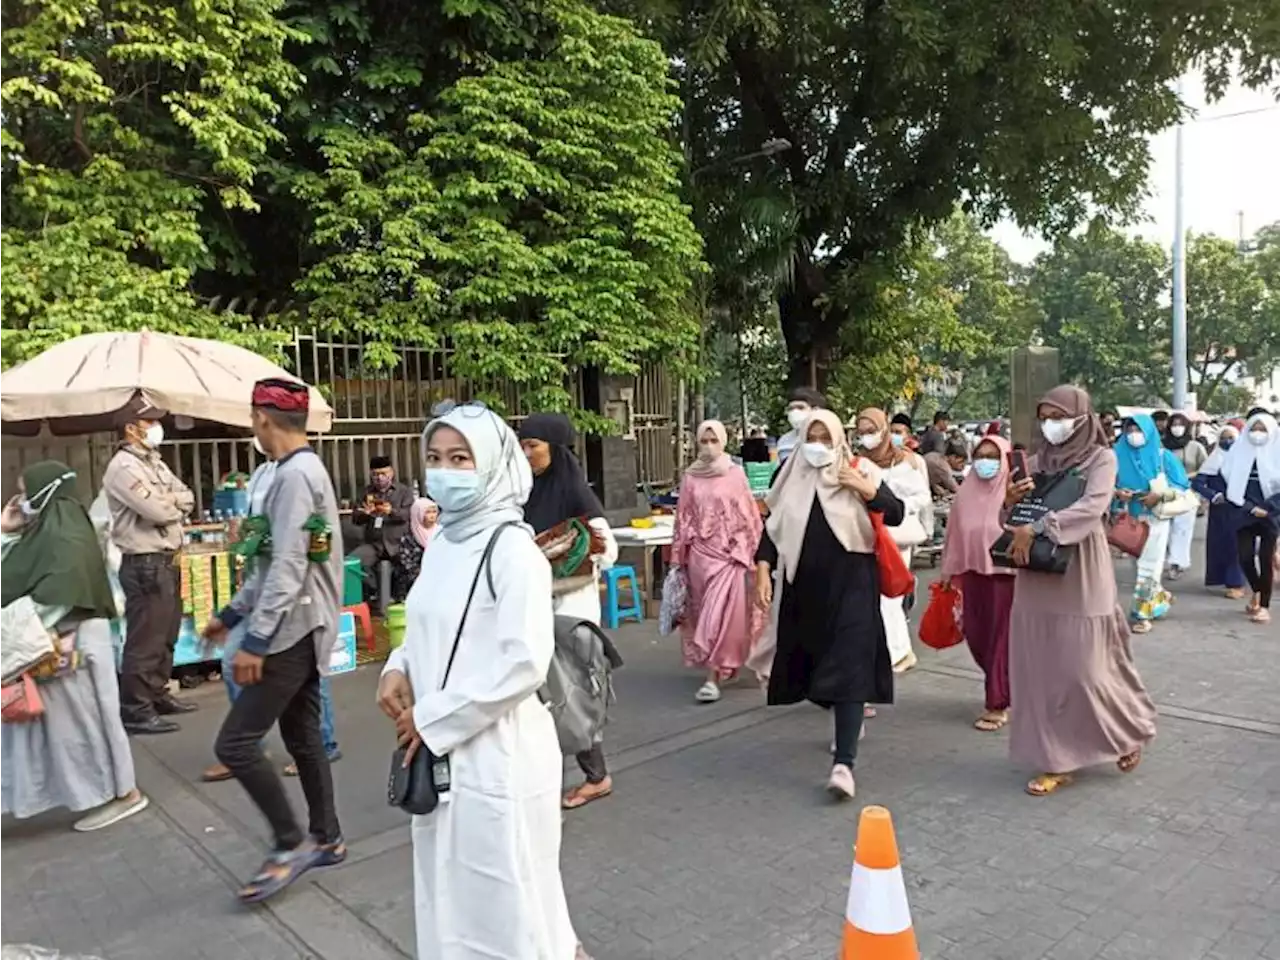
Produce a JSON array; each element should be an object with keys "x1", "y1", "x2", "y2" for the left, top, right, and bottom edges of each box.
[{"x1": 695, "y1": 681, "x2": 721, "y2": 703}]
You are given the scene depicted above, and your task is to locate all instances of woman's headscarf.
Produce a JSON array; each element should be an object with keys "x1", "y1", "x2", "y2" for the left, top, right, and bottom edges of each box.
[
  {"x1": 764, "y1": 409, "x2": 879, "y2": 581},
  {"x1": 685, "y1": 419, "x2": 735, "y2": 479},
  {"x1": 422, "y1": 407, "x2": 532, "y2": 543},
  {"x1": 1220, "y1": 412, "x2": 1280, "y2": 506},
  {"x1": 1116, "y1": 414, "x2": 1190, "y2": 502},
  {"x1": 408, "y1": 498, "x2": 440, "y2": 548},
  {"x1": 856, "y1": 408, "x2": 903, "y2": 469},
  {"x1": 1035, "y1": 385, "x2": 1110, "y2": 473},
  {"x1": 518, "y1": 413, "x2": 605, "y2": 534},
  {"x1": 0, "y1": 461, "x2": 117, "y2": 619},
  {"x1": 940, "y1": 436, "x2": 1011, "y2": 578},
  {"x1": 1163, "y1": 412, "x2": 1192, "y2": 451}
]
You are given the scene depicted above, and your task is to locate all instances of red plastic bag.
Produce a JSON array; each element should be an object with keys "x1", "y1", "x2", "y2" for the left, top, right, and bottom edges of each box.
[
  {"x1": 918, "y1": 581, "x2": 964, "y2": 650},
  {"x1": 849, "y1": 456, "x2": 915, "y2": 599},
  {"x1": 869, "y1": 512, "x2": 915, "y2": 599}
]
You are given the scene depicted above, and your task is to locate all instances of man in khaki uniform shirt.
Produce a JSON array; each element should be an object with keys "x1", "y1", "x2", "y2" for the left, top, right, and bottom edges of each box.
[{"x1": 103, "y1": 397, "x2": 197, "y2": 734}]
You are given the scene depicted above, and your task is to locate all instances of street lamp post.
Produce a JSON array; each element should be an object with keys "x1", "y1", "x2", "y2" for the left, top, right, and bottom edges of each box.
[{"x1": 1171, "y1": 84, "x2": 1189, "y2": 412}]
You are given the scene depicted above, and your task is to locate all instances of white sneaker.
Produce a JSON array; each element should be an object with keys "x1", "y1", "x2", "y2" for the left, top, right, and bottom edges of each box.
[
  {"x1": 827, "y1": 764, "x2": 856, "y2": 800},
  {"x1": 73, "y1": 792, "x2": 150, "y2": 832},
  {"x1": 695, "y1": 681, "x2": 721, "y2": 703}
]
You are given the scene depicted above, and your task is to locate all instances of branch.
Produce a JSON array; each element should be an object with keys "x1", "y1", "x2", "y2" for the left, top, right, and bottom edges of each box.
[{"x1": 72, "y1": 105, "x2": 92, "y2": 161}]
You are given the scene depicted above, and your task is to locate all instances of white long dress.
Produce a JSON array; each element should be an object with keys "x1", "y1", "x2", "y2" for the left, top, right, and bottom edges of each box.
[
  {"x1": 881, "y1": 458, "x2": 932, "y2": 665},
  {"x1": 383, "y1": 526, "x2": 578, "y2": 960}
]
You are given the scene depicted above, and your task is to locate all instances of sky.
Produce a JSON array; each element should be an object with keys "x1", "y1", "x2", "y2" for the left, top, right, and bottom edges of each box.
[{"x1": 990, "y1": 73, "x2": 1280, "y2": 263}]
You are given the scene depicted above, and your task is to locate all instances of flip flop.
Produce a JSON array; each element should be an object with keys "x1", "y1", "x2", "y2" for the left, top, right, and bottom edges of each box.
[
  {"x1": 1025, "y1": 773, "x2": 1073, "y2": 797},
  {"x1": 562, "y1": 781, "x2": 613, "y2": 811},
  {"x1": 973, "y1": 711, "x2": 1009, "y2": 732},
  {"x1": 238, "y1": 847, "x2": 320, "y2": 904}
]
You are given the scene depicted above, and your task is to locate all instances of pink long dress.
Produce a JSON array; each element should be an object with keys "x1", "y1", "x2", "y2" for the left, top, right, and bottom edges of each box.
[{"x1": 672, "y1": 466, "x2": 767, "y2": 677}]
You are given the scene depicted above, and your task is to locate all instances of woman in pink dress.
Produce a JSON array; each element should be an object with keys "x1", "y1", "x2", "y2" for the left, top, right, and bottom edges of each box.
[{"x1": 672, "y1": 420, "x2": 766, "y2": 703}]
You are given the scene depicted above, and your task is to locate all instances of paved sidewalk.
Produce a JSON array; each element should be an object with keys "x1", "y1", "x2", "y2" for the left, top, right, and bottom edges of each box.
[{"x1": 4, "y1": 540, "x2": 1278, "y2": 960}]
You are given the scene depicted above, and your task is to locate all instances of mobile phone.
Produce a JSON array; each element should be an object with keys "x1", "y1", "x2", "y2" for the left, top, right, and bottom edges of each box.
[{"x1": 1007, "y1": 449, "x2": 1029, "y2": 484}]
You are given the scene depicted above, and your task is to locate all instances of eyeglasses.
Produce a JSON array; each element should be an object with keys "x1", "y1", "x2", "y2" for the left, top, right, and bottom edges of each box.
[{"x1": 430, "y1": 399, "x2": 489, "y2": 418}]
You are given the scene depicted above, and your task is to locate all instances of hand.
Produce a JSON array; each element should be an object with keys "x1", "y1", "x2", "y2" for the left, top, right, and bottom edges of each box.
[
  {"x1": 1005, "y1": 524, "x2": 1035, "y2": 567},
  {"x1": 1252, "y1": 507, "x2": 1268, "y2": 518},
  {"x1": 395, "y1": 707, "x2": 423, "y2": 768},
  {"x1": 1211, "y1": 493, "x2": 1225, "y2": 505},
  {"x1": 754, "y1": 565, "x2": 773, "y2": 611},
  {"x1": 1004, "y1": 478, "x2": 1035, "y2": 508},
  {"x1": 1, "y1": 495, "x2": 25, "y2": 534},
  {"x1": 231, "y1": 649, "x2": 265, "y2": 686},
  {"x1": 376, "y1": 500, "x2": 393, "y2": 515},
  {"x1": 839, "y1": 463, "x2": 877, "y2": 501},
  {"x1": 1115, "y1": 489, "x2": 1133, "y2": 502},
  {"x1": 1140, "y1": 491, "x2": 1162, "y2": 508},
  {"x1": 200, "y1": 616, "x2": 228, "y2": 655},
  {"x1": 377, "y1": 669, "x2": 415, "y2": 721}
]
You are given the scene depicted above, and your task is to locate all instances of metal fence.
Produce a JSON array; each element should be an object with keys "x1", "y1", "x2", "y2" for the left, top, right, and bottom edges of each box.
[{"x1": 3, "y1": 328, "x2": 678, "y2": 507}]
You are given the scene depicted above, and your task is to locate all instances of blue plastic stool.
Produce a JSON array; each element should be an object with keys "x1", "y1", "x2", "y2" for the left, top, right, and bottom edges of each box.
[{"x1": 602, "y1": 565, "x2": 644, "y2": 629}]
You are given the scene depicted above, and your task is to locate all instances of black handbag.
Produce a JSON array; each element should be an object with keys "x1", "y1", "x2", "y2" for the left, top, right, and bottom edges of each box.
[
  {"x1": 387, "y1": 522, "x2": 516, "y2": 815},
  {"x1": 990, "y1": 469, "x2": 1087, "y2": 574}
]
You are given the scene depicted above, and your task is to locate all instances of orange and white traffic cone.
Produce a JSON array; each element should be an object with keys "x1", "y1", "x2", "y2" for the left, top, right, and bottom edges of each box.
[{"x1": 839, "y1": 805, "x2": 919, "y2": 959}]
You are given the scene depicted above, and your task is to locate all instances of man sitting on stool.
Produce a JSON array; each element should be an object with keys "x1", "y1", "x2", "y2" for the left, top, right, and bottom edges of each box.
[{"x1": 346, "y1": 455, "x2": 413, "y2": 612}]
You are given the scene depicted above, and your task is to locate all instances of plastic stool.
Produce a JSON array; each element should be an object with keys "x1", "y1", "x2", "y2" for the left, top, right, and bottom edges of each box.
[
  {"x1": 344, "y1": 602, "x2": 375, "y2": 652},
  {"x1": 602, "y1": 565, "x2": 644, "y2": 629}
]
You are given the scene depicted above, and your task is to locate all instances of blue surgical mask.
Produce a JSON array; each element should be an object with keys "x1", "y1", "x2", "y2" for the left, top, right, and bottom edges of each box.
[
  {"x1": 973, "y1": 459, "x2": 1000, "y2": 480},
  {"x1": 890, "y1": 434, "x2": 905, "y2": 448},
  {"x1": 1126, "y1": 432, "x2": 1147, "y2": 449},
  {"x1": 425, "y1": 469, "x2": 482, "y2": 513}
]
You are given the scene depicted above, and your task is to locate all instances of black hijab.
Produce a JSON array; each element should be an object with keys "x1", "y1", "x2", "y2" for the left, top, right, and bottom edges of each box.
[
  {"x1": 519, "y1": 413, "x2": 606, "y2": 533},
  {"x1": 1163, "y1": 412, "x2": 1192, "y2": 451}
]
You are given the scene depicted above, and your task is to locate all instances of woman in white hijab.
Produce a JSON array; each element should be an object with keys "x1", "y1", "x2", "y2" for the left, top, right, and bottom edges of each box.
[
  {"x1": 376, "y1": 403, "x2": 586, "y2": 960},
  {"x1": 1219, "y1": 412, "x2": 1280, "y2": 623}
]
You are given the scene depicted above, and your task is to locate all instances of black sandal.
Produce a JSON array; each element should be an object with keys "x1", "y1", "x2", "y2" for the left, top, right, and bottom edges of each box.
[{"x1": 238, "y1": 847, "x2": 320, "y2": 904}]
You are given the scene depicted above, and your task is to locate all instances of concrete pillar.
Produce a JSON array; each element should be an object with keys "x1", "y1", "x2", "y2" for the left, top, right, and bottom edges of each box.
[{"x1": 1009, "y1": 347, "x2": 1060, "y2": 451}]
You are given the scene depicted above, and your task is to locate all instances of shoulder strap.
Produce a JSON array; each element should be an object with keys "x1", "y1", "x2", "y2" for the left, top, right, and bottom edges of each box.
[
  {"x1": 484, "y1": 521, "x2": 529, "y2": 600},
  {"x1": 441, "y1": 522, "x2": 520, "y2": 689}
]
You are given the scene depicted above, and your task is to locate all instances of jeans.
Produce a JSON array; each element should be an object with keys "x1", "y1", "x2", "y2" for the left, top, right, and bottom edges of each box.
[
  {"x1": 214, "y1": 637, "x2": 342, "y2": 850},
  {"x1": 223, "y1": 625, "x2": 339, "y2": 756},
  {"x1": 832, "y1": 701, "x2": 865, "y2": 769}
]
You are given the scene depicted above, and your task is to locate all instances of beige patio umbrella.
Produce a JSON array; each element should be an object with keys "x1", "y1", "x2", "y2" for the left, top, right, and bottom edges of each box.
[{"x1": 1, "y1": 331, "x2": 332, "y2": 435}]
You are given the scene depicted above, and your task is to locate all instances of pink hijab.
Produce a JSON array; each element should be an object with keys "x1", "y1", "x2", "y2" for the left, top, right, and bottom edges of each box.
[
  {"x1": 685, "y1": 419, "x2": 734, "y2": 478},
  {"x1": 941, "y1": 435, "x2": 1012, "y2": 578},
  {"x1": 409, "y1": 498, "x2": 440, "y2": 548}
]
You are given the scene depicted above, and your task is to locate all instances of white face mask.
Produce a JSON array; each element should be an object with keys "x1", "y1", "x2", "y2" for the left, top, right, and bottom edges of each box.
[
  {"x1": 143, "y1": 423, "x2": 165, "y2": 448},
  {"x1": 1040, "y1": 417, "x2": 1078, "y2": 446},
  {"x1": 787, "y1": 407, "x2": 811, "y2": 431},
  {"x1": 801, "y1": 442, "x2": 835, "y2": 469},
  {"x1": 858, "y1": 432, "x2": 882, "y2": 451},
  {"x1": 1126, "y1": 432, "x2": 1147, "y2": 449},
  {"x1": 1248, "y1": 430, "x2": 1269, "y2": 447},
  {"x1": 1170, "y1": 425, "x2": 1186, "y2": 438}
]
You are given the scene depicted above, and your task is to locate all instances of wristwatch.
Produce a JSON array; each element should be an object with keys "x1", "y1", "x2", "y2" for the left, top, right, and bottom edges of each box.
[{"x1": 1029, "y1": 518, "x2": 1047, "y2": 537}]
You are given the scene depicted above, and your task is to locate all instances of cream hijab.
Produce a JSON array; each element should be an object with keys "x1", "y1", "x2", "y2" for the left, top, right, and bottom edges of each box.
[{"x1": 764, "y1": 408, "x2": 882, "y2": 581}]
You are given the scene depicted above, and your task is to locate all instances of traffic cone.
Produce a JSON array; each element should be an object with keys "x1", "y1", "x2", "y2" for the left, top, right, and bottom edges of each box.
[{"x1": 839, "y1": 805, "x2": 919, "y2": 959}]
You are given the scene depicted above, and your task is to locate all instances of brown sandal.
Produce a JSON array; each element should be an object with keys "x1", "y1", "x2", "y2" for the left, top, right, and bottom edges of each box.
[
  {"x1": 1117, "y1": 749, "x2": 1142, "y2": 774},
  {"x1": 973, "y1": 710, "x2": 1008, "y2": 732},
  {"x1": 1025, "y1": 773, "x2": 1073, "y2": 797},
  {"x1": 562, "y1": 777, "x2": 613, "y2": 811}
]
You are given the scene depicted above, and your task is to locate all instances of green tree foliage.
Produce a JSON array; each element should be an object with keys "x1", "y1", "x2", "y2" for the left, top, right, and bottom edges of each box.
[
  {"x1": 611, "y1": 0, "x2": 1280, "y2": 388},
  {"x1": 1, "y1": 0, "x2": 301, "y2": 365},
  {"x1": 2, "y1": 0, "x2": 702, "y2": 414},
  {"x1": 1186, "y1": 231, "x2": 1280, "y2": 412},
  {"x1": 1028, "y1": 226, "x2": 1172, "y2": 411}
]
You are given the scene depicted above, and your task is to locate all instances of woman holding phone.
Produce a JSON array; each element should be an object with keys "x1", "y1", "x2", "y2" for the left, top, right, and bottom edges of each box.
[{"x1": 1002, "y1": 386, "x2": 1156, "y2": 798}]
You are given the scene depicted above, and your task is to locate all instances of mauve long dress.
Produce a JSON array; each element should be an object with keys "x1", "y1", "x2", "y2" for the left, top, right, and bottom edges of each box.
[
  {"x1": 1009, "y1": 448, "x2": 1157, "y2": 773},
  {"x1": 672, "y1": 465, "x2": 766, "y2": 677}
]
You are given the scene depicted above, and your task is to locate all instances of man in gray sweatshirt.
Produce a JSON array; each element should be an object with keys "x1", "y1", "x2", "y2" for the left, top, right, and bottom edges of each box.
[{"x1": 203, "y1": 377, "x2": 345, "y2": 903}]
